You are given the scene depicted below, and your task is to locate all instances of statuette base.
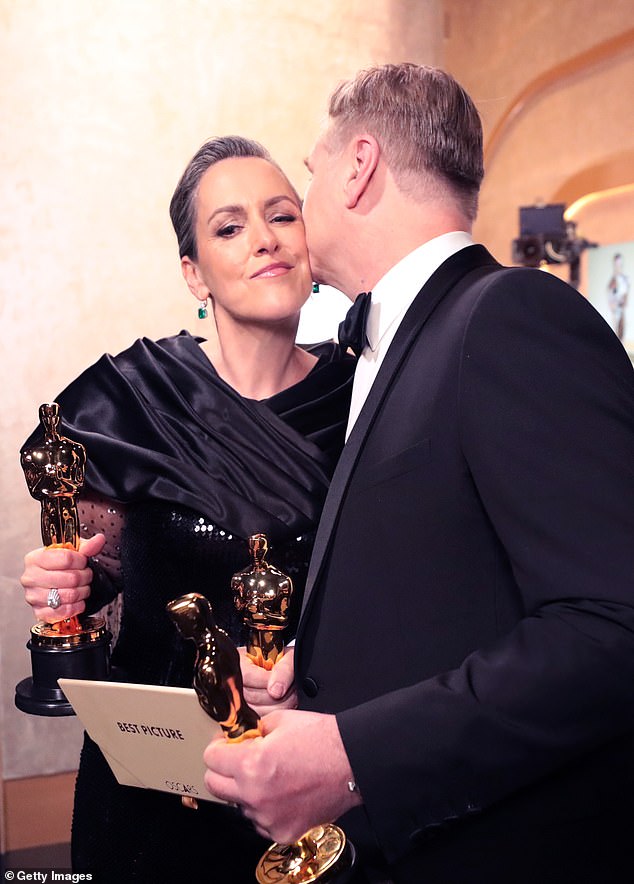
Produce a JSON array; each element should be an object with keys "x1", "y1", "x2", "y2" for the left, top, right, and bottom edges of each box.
[
  {"x1": 15, "y1": 616, "x2": 111, "y2": 716},
  {"x1": 255, "y1": 824, "x2": 355, "y2": 884}
]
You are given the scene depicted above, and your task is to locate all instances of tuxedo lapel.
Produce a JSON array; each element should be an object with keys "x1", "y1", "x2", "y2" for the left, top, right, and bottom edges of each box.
[{"x1": 300, "y1": 245, "x2": 498, "y2": 619}]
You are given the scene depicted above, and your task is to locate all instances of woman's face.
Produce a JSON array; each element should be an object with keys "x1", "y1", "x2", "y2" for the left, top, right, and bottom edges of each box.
[{"x1": 182, "y1": 157, "x2": 311, "y2": 329}]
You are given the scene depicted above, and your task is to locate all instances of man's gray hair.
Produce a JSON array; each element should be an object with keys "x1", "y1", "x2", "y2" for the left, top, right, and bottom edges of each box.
[{"x1": 328, "y1": 63, "x2": 484, "y2": 220}]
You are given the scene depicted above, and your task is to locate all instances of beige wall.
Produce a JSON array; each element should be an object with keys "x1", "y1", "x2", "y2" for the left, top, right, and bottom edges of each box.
[{"x1": 0, "y1": 0, "x2": 444, "y2": 847}]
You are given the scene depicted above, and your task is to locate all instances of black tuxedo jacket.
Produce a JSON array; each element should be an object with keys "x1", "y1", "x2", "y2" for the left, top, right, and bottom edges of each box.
[{"x1": 296, "y1": 246, "x2": 634, "y2": 882}]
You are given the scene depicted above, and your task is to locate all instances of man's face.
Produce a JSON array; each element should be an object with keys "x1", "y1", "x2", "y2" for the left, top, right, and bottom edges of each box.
[{"x1": 303, "y1": 127, "x2": 342, "y2": 287}]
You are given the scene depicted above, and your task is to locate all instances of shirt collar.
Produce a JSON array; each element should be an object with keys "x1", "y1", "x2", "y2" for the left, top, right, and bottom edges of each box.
[{"x1": 366, "y1": 231, "x2": 474, "y2": 351}]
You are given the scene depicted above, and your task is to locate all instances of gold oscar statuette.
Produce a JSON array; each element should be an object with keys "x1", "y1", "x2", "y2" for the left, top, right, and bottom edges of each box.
[
  {"x1": 231, "y1": 533, "x2": 292, "y2": 670},
  {"x1": 15, "y1": 403, "x2": 112, "y2": 716},
  {"x1": 233, "y1": 535, "x2": 354, "y2": 882},
  {"x1": 168, "y1": 533, "x2": 354, "y2": 883}
]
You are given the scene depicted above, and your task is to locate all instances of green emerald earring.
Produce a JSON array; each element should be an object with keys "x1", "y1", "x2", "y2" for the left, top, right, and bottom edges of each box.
[
  {"x1": 312, "y1": 282, "x2": 320, "y2": 293},
  {"x1": 198, "y1": 298, "x2": 208, "y2": 319}
]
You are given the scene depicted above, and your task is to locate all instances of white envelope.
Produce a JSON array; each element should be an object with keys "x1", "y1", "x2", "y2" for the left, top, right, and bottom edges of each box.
[{"x1": 58, "y1": 678, "x2": 224, "y2": 804}]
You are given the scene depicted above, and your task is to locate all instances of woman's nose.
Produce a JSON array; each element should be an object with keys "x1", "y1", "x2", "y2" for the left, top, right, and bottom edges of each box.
[{"x1": 252, "y1": 220, "x2": 279, "y2": 254}]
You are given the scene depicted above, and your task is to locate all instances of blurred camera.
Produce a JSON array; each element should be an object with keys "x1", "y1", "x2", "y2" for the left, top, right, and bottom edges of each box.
[{"x1": 512, "y1": 204, "x2": 567, "y2": 267}]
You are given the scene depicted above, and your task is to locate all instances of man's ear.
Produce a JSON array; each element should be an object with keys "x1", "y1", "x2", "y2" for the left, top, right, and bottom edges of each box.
[
  {"x1": 181, "y1": 256, "x2": 209, "y2": 302},
  {"x1": 343, "y1": 135, "x2": 380, "y2": 209}
]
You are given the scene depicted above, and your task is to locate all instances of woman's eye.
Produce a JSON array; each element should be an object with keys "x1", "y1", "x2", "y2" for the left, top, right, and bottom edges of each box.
[
  {"x1": 271, "y1": 213, "x2": 296, "y2": 224},
  {"x1": 217, "y1": 224, "x2": 241, "y2": 237}
]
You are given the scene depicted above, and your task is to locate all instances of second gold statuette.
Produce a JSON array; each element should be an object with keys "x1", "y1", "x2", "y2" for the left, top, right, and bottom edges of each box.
[{"x1": 168, "y1": 532, "x2": 355, "y2": 882}]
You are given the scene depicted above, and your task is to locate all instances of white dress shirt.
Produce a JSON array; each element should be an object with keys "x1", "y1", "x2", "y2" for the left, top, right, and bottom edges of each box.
[{"x1": 345, "y1": 231, "x2": 474, "y2": 439}]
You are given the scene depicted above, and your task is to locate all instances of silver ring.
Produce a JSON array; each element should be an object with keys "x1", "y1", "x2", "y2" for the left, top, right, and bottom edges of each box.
[{"x1": 47, "y1": 588, "x2": 61, "y2": 609}]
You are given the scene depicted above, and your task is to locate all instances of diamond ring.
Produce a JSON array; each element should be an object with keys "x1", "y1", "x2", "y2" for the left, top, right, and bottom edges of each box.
[{"x1": 47, "y1": 588, "x2": 61, "y2": 610}]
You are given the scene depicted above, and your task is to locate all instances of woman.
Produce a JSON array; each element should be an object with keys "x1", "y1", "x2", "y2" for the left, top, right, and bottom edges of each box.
[{"x1": 20, "y1": 136, "x2": 355, "y2": 882}]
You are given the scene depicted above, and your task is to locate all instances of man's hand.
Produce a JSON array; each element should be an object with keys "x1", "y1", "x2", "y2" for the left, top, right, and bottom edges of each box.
[
  {"x1": 240, "y1": 647, "x2": 297, "y2": 715},
  {"x1": 203, "y1": 709, "x2": 362, "y2": 844}
]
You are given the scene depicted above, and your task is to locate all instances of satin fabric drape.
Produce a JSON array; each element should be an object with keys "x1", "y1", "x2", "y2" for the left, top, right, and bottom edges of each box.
[{"x1": 23, "y1": 331, "x2": 355, "y2": 543}]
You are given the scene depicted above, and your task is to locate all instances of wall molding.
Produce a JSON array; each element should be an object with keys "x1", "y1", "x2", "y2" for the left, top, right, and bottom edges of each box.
[{"x1": 484, "y1": 28, "x2": 634, "y2": 167}]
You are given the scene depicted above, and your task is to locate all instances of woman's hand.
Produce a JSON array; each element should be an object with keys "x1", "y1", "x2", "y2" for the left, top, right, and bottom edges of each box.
[
  {"x1": 20, "y1": 533, "x2": 106, "y2": 622},
  {"x1": 240, "y1": 646, "x2": 297, "y2": 715}
]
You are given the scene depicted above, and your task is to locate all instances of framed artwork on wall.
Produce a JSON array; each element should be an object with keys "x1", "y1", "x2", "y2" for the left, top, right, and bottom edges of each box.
[{"x1": 586, "y1": 240, "x2": 634, "y2": 358}]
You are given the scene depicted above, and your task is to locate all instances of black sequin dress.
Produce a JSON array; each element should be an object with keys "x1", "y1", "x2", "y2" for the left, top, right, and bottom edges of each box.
[{"x1": 23, "y1": 331, "x2": 354, "y2": 883}]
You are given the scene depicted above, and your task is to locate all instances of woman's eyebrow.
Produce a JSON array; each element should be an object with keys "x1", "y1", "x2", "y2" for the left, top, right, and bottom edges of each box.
[
  {"x1": 208, "y1": 195, "x2": 297, "y2": 225},
  {"x1": 264, "y1": 195, "x2": 299, "y2": 209},
  {"x1": 207, "y1": 204, "x2": 244, "y2": 224}
]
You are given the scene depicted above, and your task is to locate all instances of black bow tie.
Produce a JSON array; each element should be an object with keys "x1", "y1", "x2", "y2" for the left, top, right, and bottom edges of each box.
[{"x1": 338, "y1": 292, "x2": 371, "y2": 357}]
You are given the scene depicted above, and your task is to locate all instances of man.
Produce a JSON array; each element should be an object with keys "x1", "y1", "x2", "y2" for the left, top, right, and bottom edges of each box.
[{"x1": 204, "y1": 64, "x2": 634, "y2": 882}]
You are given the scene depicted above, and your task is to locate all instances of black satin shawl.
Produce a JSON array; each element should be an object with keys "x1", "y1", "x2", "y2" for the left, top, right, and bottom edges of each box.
[{"x1": 23, "y1": 331, "x2": 354, "y2": 543}]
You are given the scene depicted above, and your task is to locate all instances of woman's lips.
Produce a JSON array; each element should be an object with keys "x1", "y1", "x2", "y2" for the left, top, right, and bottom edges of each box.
[{"x1": 251, "y1": 263, "x2": 292, "y2": 279}]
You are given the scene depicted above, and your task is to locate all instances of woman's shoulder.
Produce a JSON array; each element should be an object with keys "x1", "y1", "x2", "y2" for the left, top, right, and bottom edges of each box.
[
  {"x1": 37, "y1": 331, "x2": 203, "y2": 433},
  {"x1": 110, "y1": 329, "x2": 202, "y2": 365}
]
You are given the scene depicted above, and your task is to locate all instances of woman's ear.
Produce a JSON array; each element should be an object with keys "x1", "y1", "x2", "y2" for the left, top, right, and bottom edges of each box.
[
  {"x1": 343, "y1": 135, "x2": 380, "y2": 210},
  {"x1": 181, "y1": 256, "x2": 209, "y2": 302}
]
